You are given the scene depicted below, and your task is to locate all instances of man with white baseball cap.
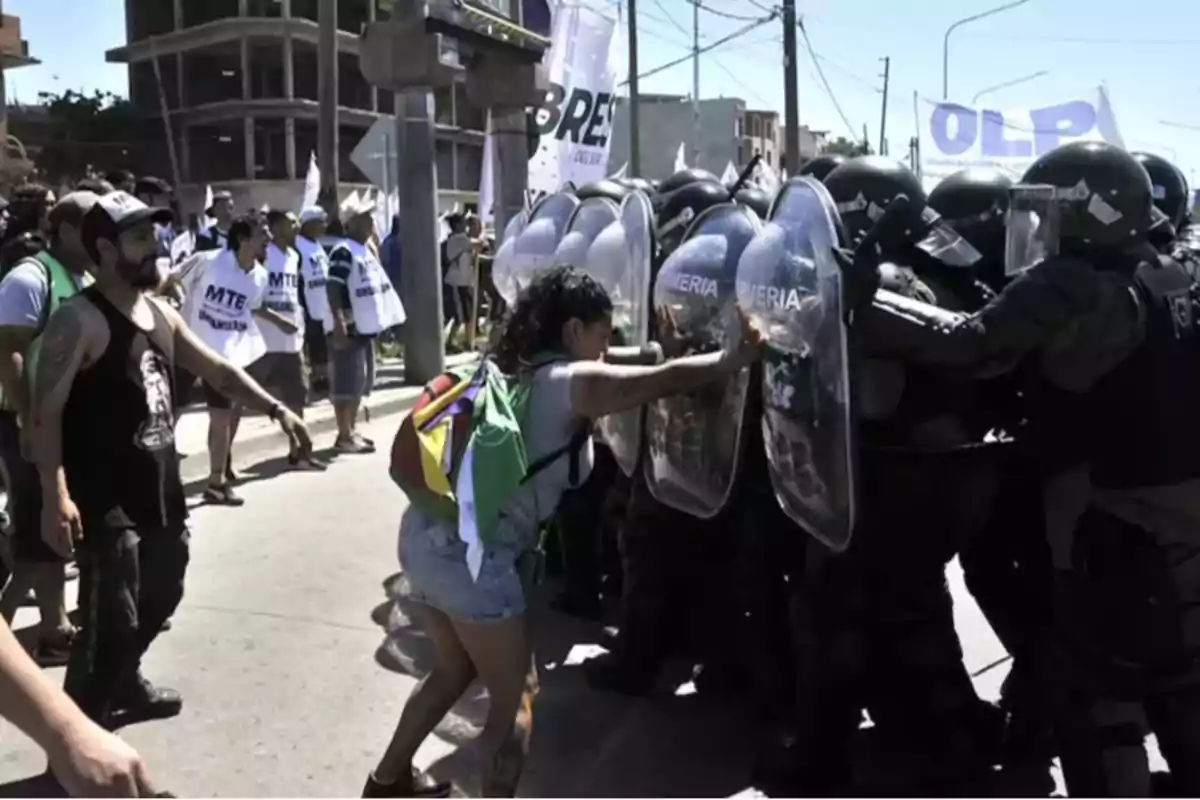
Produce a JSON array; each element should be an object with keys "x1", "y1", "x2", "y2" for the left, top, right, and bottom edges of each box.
[{"x1": 325, "y1": 195, "x2": 405, "y2": 453}]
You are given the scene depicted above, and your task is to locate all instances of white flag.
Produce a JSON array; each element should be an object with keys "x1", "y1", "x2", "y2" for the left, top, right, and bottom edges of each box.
[
  {"x1": 720, "y1": 161, "x2": 738, "y2": 185},
  {"x1": 201, "y1": 185, "x2": 217, "y2": 231},
  {"x1": 301, "y1": 152, "x2": 320, "y2": 212},
  {"x1": 478, "y1": 112, "x2": 496, "y2": 226},
  {"x1": 673, "y1": 142, "x2": 687, "y2": 173},
  {"x1": 755, "y1": 161, "x2": 781, "y2": 194},
  {"x1": 526, "y1": 4, "x2": 619, "y2": 195}
]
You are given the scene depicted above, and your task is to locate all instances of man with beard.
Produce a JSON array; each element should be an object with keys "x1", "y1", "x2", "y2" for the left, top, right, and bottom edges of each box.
[{"x1": 30, "y1": 191, "x2": 311, "y2": 728}]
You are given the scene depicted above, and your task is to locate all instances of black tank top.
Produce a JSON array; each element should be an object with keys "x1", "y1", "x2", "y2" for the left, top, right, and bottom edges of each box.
[{"x1": 62, "y1": 288, "x2": 187, "y2": 529}]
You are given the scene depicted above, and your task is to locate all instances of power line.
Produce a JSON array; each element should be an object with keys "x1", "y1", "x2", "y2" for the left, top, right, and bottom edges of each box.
[
  {"x1": 689, "y1": 0, "x2": 765, "y2": 22},
  {"x1": 620, "y1": 14, "x2": 777, "y2": 85},
  {"x1": 796, "y1": 18, "x2": 859, "y2": 140},
  {"x1": 650, "y1": 0, "x2": 692, "y2": 38},
  {"x1": 709, "y1": 57, "x2": 773, "y2": 106}
]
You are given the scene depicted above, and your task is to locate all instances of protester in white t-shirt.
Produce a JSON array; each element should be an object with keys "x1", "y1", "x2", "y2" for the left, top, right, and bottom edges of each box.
[
  {"x1": 173, "y1": 213, "x2": 299, "y2": 504},
  {"x1": 248, "y1": 210, "x2": 323, "y2": 470}
]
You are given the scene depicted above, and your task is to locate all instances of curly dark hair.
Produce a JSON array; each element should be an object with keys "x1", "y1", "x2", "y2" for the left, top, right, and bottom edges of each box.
[{"x1": 490, "y1": 265, "x2": 612, "y2": 373}]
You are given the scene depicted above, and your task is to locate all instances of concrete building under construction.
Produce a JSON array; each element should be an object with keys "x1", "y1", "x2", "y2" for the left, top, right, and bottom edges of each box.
[{"x1": 108, "y1": 0, "x2": 485, "y2": 210}]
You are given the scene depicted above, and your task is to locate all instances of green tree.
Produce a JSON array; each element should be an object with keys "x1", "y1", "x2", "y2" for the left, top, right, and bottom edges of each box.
[
  {"x1": 15, "y1": 90, "x2": 147, "y2": 185},
  {"x1": 821, "y1": 136, "x2": 874, "y2": 157}
]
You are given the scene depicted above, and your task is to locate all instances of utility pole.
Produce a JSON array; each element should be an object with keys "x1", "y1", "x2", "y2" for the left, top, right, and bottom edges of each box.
[
  {"x1": 628, "y1": 0, "x2": 641, "y2": 174},
  {"x1": 878, "y1": 56, "x2": 890, "y2": 157},
  {"x1": 782, "y1": 0, "x2": 800, "y2": 172},
  {"x1": 691, "y1": 0, "x2": 700, "y2": 166},
  {"x1": 317, "y1": 0, "x2": 339, "y2": 218}
]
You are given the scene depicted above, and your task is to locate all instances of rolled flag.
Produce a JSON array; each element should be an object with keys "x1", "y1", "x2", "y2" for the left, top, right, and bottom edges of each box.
[
  {"x1": 673, "y1": 141, "x2": 687, "y2": 173},
  {"x1": 720, "y1": 161, "x2": 739, "y2": 186},
  {"x1": 300, "y1": 152, "x2": 320, "y2": 212},
  {"x1": 478, "y1": 112, "x2": 496, "y2": 226},
  {"x1": 202, "y1": 184, "x2": 217, "y2": 231}
]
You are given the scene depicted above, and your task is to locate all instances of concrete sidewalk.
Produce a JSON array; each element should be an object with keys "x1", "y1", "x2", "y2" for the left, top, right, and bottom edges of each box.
[{"x1": 176, "y1": 354, "x2": 478, "y2": 485}]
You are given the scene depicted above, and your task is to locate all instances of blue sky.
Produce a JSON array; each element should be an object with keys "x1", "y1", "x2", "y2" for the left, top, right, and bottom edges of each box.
[{"x1": 9, "y1": 0, "x2": 1200, "y2": 182}]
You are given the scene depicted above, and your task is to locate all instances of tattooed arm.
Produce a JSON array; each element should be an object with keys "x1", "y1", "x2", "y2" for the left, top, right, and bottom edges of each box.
[{"x1": 31, "y1": 302, "x2": 97, "y2": 556}]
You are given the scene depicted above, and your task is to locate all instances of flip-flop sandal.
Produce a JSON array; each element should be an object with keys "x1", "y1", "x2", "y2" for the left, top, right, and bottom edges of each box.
[{"x1": 203, "y1": 484, "x2": 245, "y2": 507}]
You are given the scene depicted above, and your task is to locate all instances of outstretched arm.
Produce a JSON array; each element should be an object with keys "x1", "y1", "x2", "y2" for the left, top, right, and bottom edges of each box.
[{"x1": 0, "y1": 616, "x2": 155, "y2": 796}]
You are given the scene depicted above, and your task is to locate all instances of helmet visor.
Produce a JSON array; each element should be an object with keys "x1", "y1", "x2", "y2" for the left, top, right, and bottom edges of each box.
[
  {"x1": 1005, "y1": 184, "x2": 1060, "y2": 277},
  {"x1": 915, "y1": 206, "x2": 983, "y2": 267}
]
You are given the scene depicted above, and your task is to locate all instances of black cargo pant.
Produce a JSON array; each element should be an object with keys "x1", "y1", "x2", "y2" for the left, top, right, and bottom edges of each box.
[
  {"x1": 1051, "y1": 506, "x2": 1200, "y2": 797},
  {"x1": 64, "y1": 523, "x2": 190, "y2": 723},
  {"x1": 792, "y1": 449, "x2": 998, "y2": 787}
]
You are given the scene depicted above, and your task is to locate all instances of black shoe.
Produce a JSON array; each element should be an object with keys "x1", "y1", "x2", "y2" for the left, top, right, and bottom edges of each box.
[
  {"x1": 160, "y1": 618, "x2": 173, "y2": 633},
  {"x1": 362, "y1": 768, "x2": 451, "y2": 798},
  {"x1": 111, "y1": 676, "x2": 183, "y2": 725}
]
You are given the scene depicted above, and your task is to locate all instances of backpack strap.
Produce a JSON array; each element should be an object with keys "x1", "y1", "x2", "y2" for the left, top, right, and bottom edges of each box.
[{"x1": 520, "y1": 421, "x2": 591, "y2": 487}]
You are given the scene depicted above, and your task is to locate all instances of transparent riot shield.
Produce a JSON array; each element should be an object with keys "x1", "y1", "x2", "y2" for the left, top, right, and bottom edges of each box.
[
  {"x1": 593, "y1": 191, "x2": 654, "y2": 476},
  {"x1": 738, "y1": 176, "x2": 855, "y2": 551},
  {"x1": 491, "y1": 210, "x2": 530, "y2": 305},
  {"x1": 554, "y1": 197, "x2": 620, "y2": 268},
  {"x1": 509, "y1": 193, "x2": 579, "y2": 294},
  {"x1": 643, "y1": 203, "x2": 760, "y2": 518}
]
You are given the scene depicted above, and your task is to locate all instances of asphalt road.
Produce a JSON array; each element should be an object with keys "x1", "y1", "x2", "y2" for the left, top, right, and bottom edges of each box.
[{"x1": 2, "y1": 407, "x2": 1165, "y2": 797}]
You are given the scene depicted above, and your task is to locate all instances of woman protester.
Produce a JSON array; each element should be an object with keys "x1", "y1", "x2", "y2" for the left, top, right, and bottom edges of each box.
[{"x1": 364, "y1": 265, "x2": 764, "y2": 798}]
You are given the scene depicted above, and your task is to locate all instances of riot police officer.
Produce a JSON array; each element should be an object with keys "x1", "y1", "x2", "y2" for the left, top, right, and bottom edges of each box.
[
  {"x1": 1132, "y1": 152, "x2": 1200, "y2": 279},
  {"x1": 792, "y1": 156, "x2": 1005, "y2": 792},
  {"x1": 853, "y1": 140, "x2": 1200, "y2": 797},
  {"x1": 927, "y1": 168, "x2": 1012, "y2": 293},
  {"x1": 586, "y1": 174, "x2": 740, "y2": 696}
]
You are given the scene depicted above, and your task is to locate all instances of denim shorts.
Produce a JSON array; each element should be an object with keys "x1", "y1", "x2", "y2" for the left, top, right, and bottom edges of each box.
[
  {"x1": 396, "y1": 513, "x2": 527, "y2": 623},
  {"x1": 329, "y1": 335, "x2": 376, "y2": 403}
]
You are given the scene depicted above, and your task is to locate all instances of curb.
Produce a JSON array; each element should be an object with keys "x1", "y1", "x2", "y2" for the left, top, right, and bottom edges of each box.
[{"x1": 178, "y1": 387, "x2": 422, "y2": 490}]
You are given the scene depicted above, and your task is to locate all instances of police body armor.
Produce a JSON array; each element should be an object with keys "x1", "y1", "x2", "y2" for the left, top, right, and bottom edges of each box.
[{"x1": 1037, "y1": 256, "x2": 1200, "y2": 680}]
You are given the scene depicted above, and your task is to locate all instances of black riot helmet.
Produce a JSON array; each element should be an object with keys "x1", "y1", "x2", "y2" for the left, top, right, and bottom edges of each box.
[
  {"x1": 928, "y1": 168, "x2": 1012, "y2": 258},
  {"x1": 1132, "y1": 151, "x2": 1190, "y2": 231},
  {"x1": 1021, "y1": 141, "x2": 1156, "y2": 247},
  {"x1": 615, "y1": 177, "x2": 654, "y2": 194},
  {"x1": 575, "y1": 179, "x2": 630, "y2": 204},
  {"x1": 797, "y1": 154, "x2": 848, "y2": 183},
  {"x1": 823, "y1": 156, "x2": 930, "y2": 246},
  {"x1": 658, "y1": 167, "x2": 720, "y2": 196},
  {"x1": 735, "y1": 186, "x2": 772, "y2": 219},
  {"x1": 655, "y1": 180, "x2": 728, "y2": 256}
]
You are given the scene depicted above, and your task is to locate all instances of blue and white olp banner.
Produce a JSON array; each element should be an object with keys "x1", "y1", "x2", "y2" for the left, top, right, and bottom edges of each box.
[{"x1": 918, "y1": 86, "x2": 1124, "y2": 187}]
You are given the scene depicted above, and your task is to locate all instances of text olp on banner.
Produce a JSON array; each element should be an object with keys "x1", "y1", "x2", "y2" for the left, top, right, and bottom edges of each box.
[
  {"x1": 917, "y1": 86, "x2": 1124, "y2": 187},
  {"x1": 527, "y1": 3, "x2": 618, "y2": 195}
]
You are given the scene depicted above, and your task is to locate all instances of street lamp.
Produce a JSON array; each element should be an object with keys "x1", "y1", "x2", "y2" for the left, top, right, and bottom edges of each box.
[
  {"x1": 943, "y1": 0, "x2": 1034, "y2": 100},
  {"x1": 971, "y1": 69, "x2": 1048, "y2": 105}
]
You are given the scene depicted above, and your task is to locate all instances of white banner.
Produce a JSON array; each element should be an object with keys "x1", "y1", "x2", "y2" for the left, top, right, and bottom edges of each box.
[
  {"x1": 918, "y1": 86, "x2": 1124, "y2": 187},
  {"x1": 527, "y1": 3, "x2": 618, "y2": 194}
]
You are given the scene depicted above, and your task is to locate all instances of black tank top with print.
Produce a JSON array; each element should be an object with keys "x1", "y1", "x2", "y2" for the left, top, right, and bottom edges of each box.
[{"x1": 62, "y1": 288, "x2": 187, "y2": 530}]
